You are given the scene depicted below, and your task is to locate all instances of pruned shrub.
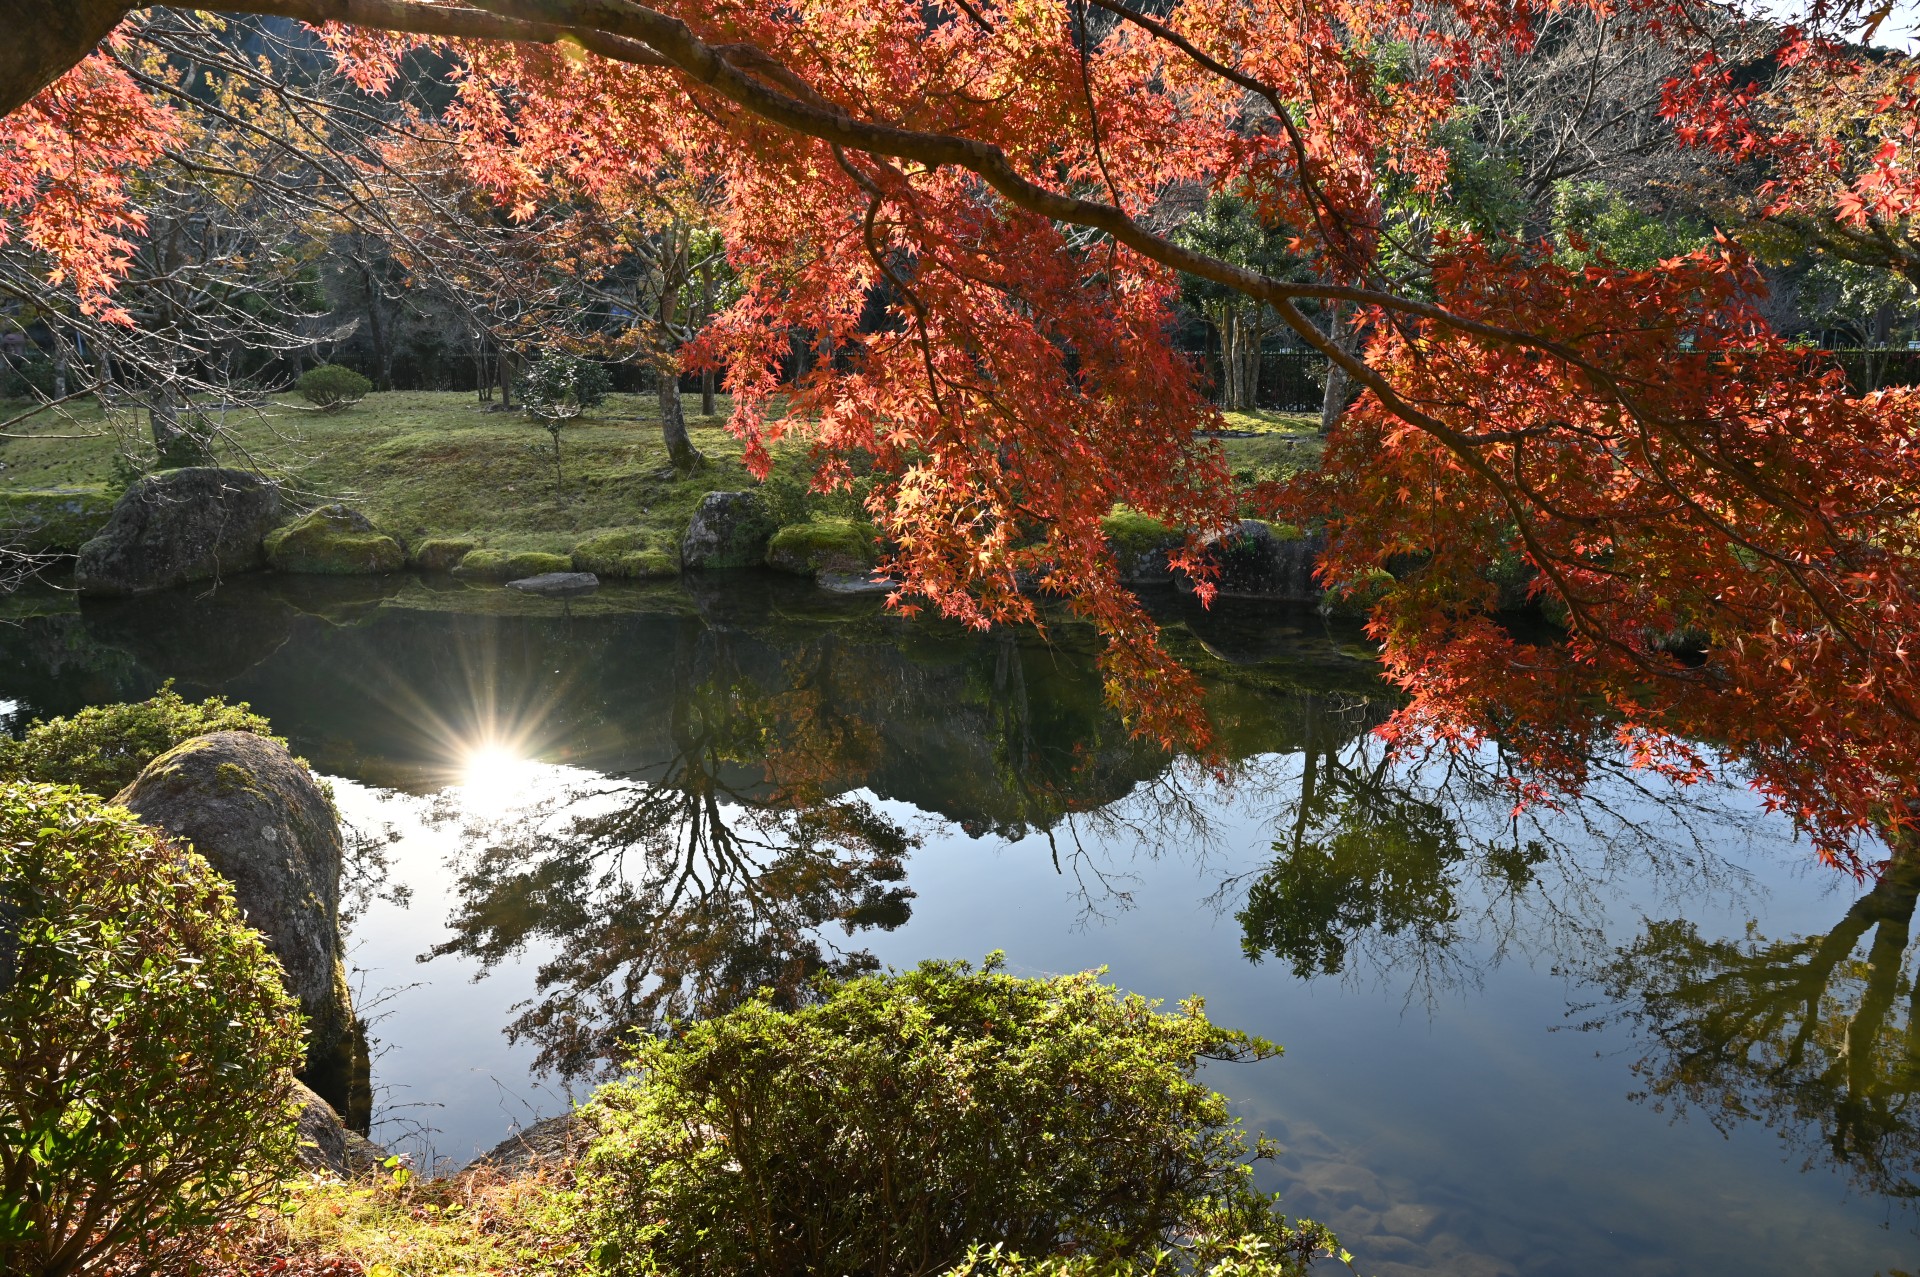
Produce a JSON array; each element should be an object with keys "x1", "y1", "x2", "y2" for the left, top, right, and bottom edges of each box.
[
  {"x1": 519, "y1": 353, "x2": 610, "y2": 421},
  {"x1": 573, "y1": 955, "x2": 1336, "y2": 1277},
  {"x1": 0, "y1": 782, "x2": 303, "y2": 1276},
  {"x1": 0, "y1": 356, "x2": 57, "y2": 402},
  {"x1": 0, "y1": 682, "x2": 280, "y2": 797},
  {"x1": 297, "y1": 364, "x2": 372, "y2": 412}
]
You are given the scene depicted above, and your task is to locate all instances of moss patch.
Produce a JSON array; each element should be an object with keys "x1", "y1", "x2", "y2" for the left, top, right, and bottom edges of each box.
[
  {"x1": 411, "y1": 537, "x2": 476, "y2": 572},
  {"x1": 765, "y1": 518, "x2": 875, "y2": 576},
  {"x1": 452, "y1": 548, "x2": 575, "y2": 580},
  {"x1": 0, "y1": 485, "x2": 117, "y2": 553},
  {"x1": 1100, "y1": 508, "x2": 1181, "y2": 555},
  {"x1": 572, "y1": 528, "x2": 679, "y2": 578},
  {"x1": 264, "y1": 505, "x2": 406, "y2": 575}
]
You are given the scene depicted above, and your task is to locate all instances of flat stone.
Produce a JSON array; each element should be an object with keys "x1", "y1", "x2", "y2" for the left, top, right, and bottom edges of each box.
[
  {"x1": 819, "y1": 571, "x2": 898, "y2": 595},
  {"x1": 1380, "y1": 1201, "x2": 1445, "y2": 1243},
  {"x1": 505, "y1": 571, "x2": 599, "y2": 596}
]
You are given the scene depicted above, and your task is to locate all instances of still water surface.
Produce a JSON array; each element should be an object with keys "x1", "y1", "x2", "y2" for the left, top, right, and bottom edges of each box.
[{"x1": 1, "y1": 572, "x2": 1914, "y2": 1277}]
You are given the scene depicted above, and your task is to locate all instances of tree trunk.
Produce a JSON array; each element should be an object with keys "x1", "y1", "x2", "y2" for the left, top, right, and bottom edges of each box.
[
  {"x1": 659, "y1": 375, "x2": 702, "y2": 471},
  {"x1": 360, "y1": 265, "x2": 392, "y2": 391},
  {"x1": 498, "y1": 351, "x2": 514, "y2": 408},
  {"x1": 655, "y1": 263, "x2": 705, "y2": 471},
  {"x1": 701, "y1": 367, "x2": 716, "y2": 417},
  {"x1": 1319, "y1": 303, "x2": 1362, "y2": 435}
]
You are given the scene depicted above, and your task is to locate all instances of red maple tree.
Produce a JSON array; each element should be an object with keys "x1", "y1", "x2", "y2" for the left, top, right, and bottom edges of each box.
[{"x1": 5, "y1": 0, "x2": 1917, "y2": 868}]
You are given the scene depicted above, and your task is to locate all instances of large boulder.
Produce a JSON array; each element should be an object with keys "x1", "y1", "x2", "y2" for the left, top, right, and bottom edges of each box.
[
  {"x1": 681, "y1": 491, "x2": 775, "y2": 570},
  {"x1": 1181, "y1": 521, "x2": 1325, "y2": 602},
  {"x1": 113, "y1": 731, "x2": 369, "y2": 1130},
  {"x1": 75, "y1": 468, "x2": 282, "y2": 596},
  {"x1": 263, "y1": 503, "x2": 405, "y2": 575}
]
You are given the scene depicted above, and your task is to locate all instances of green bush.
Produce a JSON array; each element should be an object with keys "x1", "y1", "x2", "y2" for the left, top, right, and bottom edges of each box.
[
  {"x1": 519, "y1": 353, "x2": 611, "y2": 420},
  {"x1": 0, "y1": 682, "x2": 279, "y2": 797},
  {"x1": 297, "y1": 364, "x2": 373, "y2": 412},
  {"x1": 0, "y1": 356, "x2": 57, "y2": 401},
  {"x1": 0, "y1": 782, "x2": 304, "y2": 1275},
  {"x1": 574, "y1": 955, "x2": 1333, "y2": 1277}
]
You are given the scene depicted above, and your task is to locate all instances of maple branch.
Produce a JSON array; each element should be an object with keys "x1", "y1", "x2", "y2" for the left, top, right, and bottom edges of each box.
[{"x1": 205, "y1": 0, "x2": 671, "y2": 66}]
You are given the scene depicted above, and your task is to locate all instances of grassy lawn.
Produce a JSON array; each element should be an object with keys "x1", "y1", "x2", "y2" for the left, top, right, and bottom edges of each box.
[
  {"x1": 0, "y1": 392, "x2": 1324, "y2": 561},
  {"x1": 0, "y1": 392, "x2": 755, "y2": 558}
]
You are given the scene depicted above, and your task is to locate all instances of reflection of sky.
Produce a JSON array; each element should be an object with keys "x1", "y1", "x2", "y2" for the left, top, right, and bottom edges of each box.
[{"x1": 338, "y1": 743, "x2": 1913, "y2": 1276}]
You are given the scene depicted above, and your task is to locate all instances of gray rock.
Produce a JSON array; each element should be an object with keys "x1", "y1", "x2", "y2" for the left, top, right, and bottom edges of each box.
[
  {"x1": 75, "y1": 468, "x2": 282, "y2": 596},
  {"x1": 818, "y1": 570, "x2": 899, "y2": 596},
  {"x1": 1182, "y1": 521, "x2": 1324, "y2": 601},
  {"x1": 470, "y1": 1112, "x2": 584, "y2": 1176},
  {"x1": 681, "y1": 491, "x2": 775, "y2": 570},
  {"x1": 113, "y1": 731, "x2": 369, "y2": 1130},
  {"x1": 505, "y1": 571, "x2": 599, "y2": 596},
  {"x1": 293, "y1": 1079, "x2": 388, "y2": 1177}
]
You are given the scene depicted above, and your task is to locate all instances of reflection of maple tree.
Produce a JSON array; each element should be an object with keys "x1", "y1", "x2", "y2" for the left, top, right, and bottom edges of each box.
[
  {"x1": 1586, "y1": 845, "x2": 1920, "y2": 1207},
  {"x1": 430, "y1": 657, "x2": 914, "y2": 1079},
  {"x1": 8, "y1": 1, "x2": 1920, "y2": 863}
]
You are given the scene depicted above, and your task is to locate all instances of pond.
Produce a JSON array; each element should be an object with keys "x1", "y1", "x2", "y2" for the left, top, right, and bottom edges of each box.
[{"x1": 1, "y1": 572, "x2": 1914, "y2": 1277}]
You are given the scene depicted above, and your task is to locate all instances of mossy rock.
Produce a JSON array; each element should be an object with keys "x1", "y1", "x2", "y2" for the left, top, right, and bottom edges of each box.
[
  {"x1": 412, "y1": 537, "x2": 477, "y2": 572},
  {"x1": 452, "y1": 548, "x2": 574, "y2": 580},
  {"x1": 572, "y1": 529, "x2": 680, "y2": 579},
  {"x1": 264, "y1": 504, "x2": 405, "y2": 575},
  {"x1": 0, "y1": 486, "x2": 117, "y2": 554},
  {"x1": 1100, "y1": 508, "x2": 1184, "y2": 585},
  {"x1": 1319, "y1": 566, "x2": 1395, "y2": 618},
  {"x1": 765, "y1": 518, "x2": 876, "y2": 576}
]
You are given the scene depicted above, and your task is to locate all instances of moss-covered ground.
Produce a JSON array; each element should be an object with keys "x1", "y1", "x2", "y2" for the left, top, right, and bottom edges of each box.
[{"x1": 0, "y1": 393, "x2": 1321, "y2": 563}]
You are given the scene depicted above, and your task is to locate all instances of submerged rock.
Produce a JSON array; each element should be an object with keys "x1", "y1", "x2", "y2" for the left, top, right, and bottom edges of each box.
[
  {"x1": 75, "y1": 468, "x2": 282, "y2": 596},
  {"x1": 819, "y1": 570, "x2": 899, "y2": 596},
  {"x1": 681, "y1": 491, "x2": 775, "y2": 570},
  {"x1": 264, "y1": 504, "x2": 405, "y2": 575},
  {"x1": 505, "y1": 571, "x2": 599, "y2": 596},
  {"x1": 113, "y1": 731, "x2": 369, "y2": 1130}
]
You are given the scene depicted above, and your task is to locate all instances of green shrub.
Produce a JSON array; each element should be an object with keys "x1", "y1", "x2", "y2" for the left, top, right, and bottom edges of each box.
[
  {"x1": 519, "y1": 353, "x2": 611, "y2": 420},
  {"x1": 297, "y1": 364, "x2": 373, "y2": 411},
  {"x1": 0, "y1": 682, "x2": 279, "y2": 797},
  {"x1": 764, "y1": 518, "x2": 875, "y2": 576},
  {"x1": 574, "y1": 955, "x2": 1332, "y2": 1277},
  {"x1": 0, "y1": 356, "x2": 57, "y2": 401},
  {"x1": 452, "y1": 548, "x2": 574, "y2": 580},
  {"x1": 572, "y1": 529, "x2": 678, "y2": 578},
  {"x1": 0, "y1": 782, "x2": 304, "y2": 1275}
]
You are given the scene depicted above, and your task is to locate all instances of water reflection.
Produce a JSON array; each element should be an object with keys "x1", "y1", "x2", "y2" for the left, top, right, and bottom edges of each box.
[
  {"x1": 1582, "y1": 845, "x2": 1920, "y2": 1206},
  {"x1": 3, "y1": 575, "x2": 1917, "y2": 1268},
  {"x1": 424, "y1": 643, "x2": 918, "y2": 1078}
]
